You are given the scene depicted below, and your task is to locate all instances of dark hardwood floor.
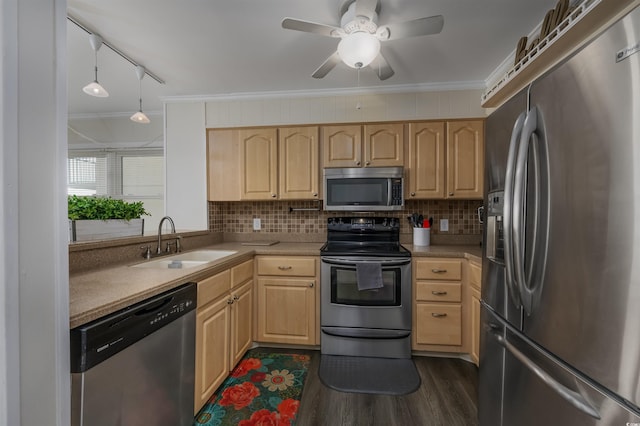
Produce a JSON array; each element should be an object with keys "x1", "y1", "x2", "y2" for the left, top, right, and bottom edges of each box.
[{"x1": 296, "y1": 351, "x2": 479, "y2": 426}]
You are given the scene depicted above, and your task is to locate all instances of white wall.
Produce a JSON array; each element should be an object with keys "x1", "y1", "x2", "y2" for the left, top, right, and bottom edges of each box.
[
  {"x1": 165, "y1": 102, "x2": 207, "y2": 231},
  {"x1": 1, "y1": 1, "x2": 69, "y2": 425}
]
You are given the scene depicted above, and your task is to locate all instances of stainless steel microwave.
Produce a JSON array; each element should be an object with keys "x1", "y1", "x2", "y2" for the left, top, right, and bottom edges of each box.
[{"x1": 323, "y1": 167, "x2": 404, "y2": 211}]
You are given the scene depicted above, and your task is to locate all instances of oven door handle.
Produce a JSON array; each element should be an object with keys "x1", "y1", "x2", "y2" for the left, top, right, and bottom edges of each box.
[{"x1": 321, "y1": 257, "x2": 411, "y2": 267}]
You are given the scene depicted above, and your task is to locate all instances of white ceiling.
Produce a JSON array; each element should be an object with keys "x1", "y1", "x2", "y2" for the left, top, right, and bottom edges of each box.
[{"x1": 67, "y1": 0, "x2": 558, "y2": 116}]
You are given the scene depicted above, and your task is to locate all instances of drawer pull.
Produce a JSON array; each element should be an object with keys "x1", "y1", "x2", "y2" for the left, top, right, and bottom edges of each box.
[
  {"x1": 431, "y1": 268, "x2": 448, "y2": 273},
  {"x1": 278, "y1": 266, "x2": 292, "y2": 270},
  {"x1": 431, "y1": 313, "x2": 448, "y2": 318},
  {"x1": 227, "y1": 298, "x2": 234, "y2": 305},
  {"x1": 432, "y1": 291, "x2": 448, "y2": 296},
  {"x1": 309, "y1": 282, "x2": 314, "y2": 288},
  {"x1": 233, "y1": 295, "x2": 240, "y2": 301}
]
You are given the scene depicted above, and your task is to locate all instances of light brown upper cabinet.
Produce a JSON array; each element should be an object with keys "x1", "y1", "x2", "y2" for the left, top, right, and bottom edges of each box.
[
  {"x1": 239, "y1": 128, "x2": 278, "y2": 200},
  {"x1": 446, "y1": 120, "x2": 484, "y2": 199},
  {"x1": 207, "y1": 126, "x2": 319, "y2": 201},
  {"x1": 407, "y1": 122, "x2": 446, "y2": 198},
  {"x1": 406, "y1": 120, "x2": 484, "y2": 200},
  {"x1": 278, "y1": 126, "x2": 320, "y2": 200},
  {"x1": 322, "y1": 123, "x2": 404, "y2": 168}
]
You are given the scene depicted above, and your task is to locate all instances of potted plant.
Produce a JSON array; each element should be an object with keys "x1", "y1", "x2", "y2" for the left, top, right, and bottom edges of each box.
[{"x1": 68, "y1": 195, "x2": 150, "y2": 242}]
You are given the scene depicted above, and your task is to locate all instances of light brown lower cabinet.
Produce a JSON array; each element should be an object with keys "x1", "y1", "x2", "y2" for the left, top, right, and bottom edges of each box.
[
  {"x1": 468, "y1": 260, "x2": 482, "y2": 366},
  {"x1": 255, "y1": 256, "x2": 319, "y2": 346},
  {"x1": 194, "y1": 259, "x2": 253, "y2": 413}
]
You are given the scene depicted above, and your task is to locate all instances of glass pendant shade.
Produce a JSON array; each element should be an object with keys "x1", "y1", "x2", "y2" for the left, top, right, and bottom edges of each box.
[
  {"x1": 82, "y1": 80, "x2": 109, "y2": 97},
  {"x1": 338, "y1": 32, "x2": 381, "y2": 68},
  {"x1": 130, "y1": 110, "x2": 150, "y2": 124}
]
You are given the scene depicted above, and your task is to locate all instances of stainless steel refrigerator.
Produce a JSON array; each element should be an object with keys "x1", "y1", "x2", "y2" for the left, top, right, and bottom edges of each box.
[{"x1": 479, "y1": 5, "x2": 640, "y2": 425}]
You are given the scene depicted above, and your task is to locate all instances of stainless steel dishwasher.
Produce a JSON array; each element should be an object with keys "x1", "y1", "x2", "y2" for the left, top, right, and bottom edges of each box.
[{"x1": 70, "y1": 282, "x2": 197, "y2": 426}]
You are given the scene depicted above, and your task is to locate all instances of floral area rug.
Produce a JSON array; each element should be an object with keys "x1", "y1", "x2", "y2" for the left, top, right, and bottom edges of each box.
[{"x1": 194, "y1": 350, "x2": 311, "y2": 426}]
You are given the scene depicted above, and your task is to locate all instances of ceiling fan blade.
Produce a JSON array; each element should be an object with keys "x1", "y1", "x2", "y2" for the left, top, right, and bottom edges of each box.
[
  {"x1": 355, "y1": 0, "x2": 378, "y2": 20},
  {"x1": 377, "y1": 15, "x2": 444, "y2": 41},
  {"x1": 372, "y1": 53, "x2": 394, "y2": 80},
  {"x1": 312, "y1": 51, "x2": 341, "y2": 78},
  {"x1": 282, "y1": 18, "x2": 343, "y2": 37}
]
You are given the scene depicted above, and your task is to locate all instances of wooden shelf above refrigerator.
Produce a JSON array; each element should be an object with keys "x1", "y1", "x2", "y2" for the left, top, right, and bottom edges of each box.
[{"x1": 481, "y1": 0, "x2": 639, "y2": 108}]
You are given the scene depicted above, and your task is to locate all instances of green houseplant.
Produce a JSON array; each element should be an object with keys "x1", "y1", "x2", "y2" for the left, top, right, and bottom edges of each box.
[{"x1": 68, "y1": 196, "x2": 150, "y2": 242}]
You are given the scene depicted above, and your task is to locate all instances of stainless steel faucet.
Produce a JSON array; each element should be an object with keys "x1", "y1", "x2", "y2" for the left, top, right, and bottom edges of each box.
[{"x1": 157, "y1": 216, "x2": 178, "y2": 255}]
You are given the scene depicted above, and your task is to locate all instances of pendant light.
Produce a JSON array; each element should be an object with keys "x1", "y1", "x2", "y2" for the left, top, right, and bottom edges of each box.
[
  {"x1": 130, "y1": 65, "x2": 150, "y2": 124},
  {"x1": 82, "y1": 34, "x2": 109, "y2": 97}
]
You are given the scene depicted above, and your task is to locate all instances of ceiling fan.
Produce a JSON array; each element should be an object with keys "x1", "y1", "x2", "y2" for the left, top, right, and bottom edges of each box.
[{"x1": 282, "y1": 0, "x2": 444, "y2": 80}]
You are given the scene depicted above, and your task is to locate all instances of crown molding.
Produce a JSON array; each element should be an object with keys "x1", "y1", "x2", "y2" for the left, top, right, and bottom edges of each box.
[{"x1": 161, "y1": 80, "x2": 487, "y2": 104}]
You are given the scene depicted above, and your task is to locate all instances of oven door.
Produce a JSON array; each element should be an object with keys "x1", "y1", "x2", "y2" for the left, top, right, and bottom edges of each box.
[{"x1": 320, "y1": 256, "x2": 412, "y2": 332}]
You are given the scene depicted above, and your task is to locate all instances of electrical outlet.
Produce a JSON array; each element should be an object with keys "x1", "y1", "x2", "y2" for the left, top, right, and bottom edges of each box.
[
  {"x1": 440, "y1": 219, "x2": 449, "y2": 232},
  {"x1": 253, "y1": 218, "x2": 261, "y2": 231}
]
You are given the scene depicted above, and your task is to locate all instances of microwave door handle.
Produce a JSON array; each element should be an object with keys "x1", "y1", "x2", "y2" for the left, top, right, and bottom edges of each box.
[{"x1": 387, "y1": 179, "x2": 393, "y2": 206}]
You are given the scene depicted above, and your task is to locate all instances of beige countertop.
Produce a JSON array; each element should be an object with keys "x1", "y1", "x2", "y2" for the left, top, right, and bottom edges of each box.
[{"x1": 69, "y1": 241, "x2": 482, "y2": 328}]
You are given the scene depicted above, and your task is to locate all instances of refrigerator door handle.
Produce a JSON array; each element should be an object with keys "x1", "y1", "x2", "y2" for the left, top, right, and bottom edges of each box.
[
  {"x1": 513, "y1": 106, "x2": 550, "y2": 315},
  {"x1": 488, "y1": 328, "x2": 601, "y2": 420},
  {"x1": 503, "y1": 110, "x2": 527, "y2": 307}
]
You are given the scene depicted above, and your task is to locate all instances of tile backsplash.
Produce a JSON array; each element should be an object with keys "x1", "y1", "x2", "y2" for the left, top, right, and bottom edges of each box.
[{"x1": 209, "y1": 199, "x2": 483, "y2": 243}]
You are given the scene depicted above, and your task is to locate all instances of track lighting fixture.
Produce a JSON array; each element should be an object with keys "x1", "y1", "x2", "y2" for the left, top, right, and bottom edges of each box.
[
  {"x1": 82, "y1": 34, "x2": 109, "y2": 97},
  {"x1": 130, "y1": 65, "x2": 150, "y2": 124}
]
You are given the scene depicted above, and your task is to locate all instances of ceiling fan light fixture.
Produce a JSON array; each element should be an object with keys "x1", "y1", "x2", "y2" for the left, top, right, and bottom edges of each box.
[{"x1": 338, "y1": 32, "x2": 380, "y2": 68}]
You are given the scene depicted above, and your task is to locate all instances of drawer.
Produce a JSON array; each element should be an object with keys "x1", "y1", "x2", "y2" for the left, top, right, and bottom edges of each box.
[
  {"x1": 469, "y1": 262, "x2": 482, "y2": 290},
  {"x1": 197, "y1": 269, "x2": 230, "y2": 307},
  {"x1": 414, "y1": 259, "x2": 462, "y2": 281},
  {"x1": 415, "y1": 303, "x2": 462, "y2": 346},
  {"x1": 231, "y1": 259, "x2": 254, "y2": 288},
  {"x1": 257, "y1": 256, "x2": 316, "y2": 277},
  {"x1": 415, "y1": 281, "x2": 461, "y2": 302}
]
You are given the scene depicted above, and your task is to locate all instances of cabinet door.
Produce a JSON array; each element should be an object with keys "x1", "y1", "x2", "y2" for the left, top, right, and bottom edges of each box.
[
  {"x1": 239, "y1": 128, "x2": 278, "y2": 200},
  {"x1": 256, "y1": 277, "x2": 316, "y2": 345},
  {"x1": 322, "y1": 125, "x2": 362, "y2": 168},
  {"x1": 230, "y1": 280, "x2": 253, "y2": 367},
  {"x1": 279, "y1": 126, "x2": 320, "y2": 200},
  {"x1": 195, "y1": 297, "x2": 230, "y2": 413},
  {"x1": 407, "y1": 122, "x2": 445, "y2": 199},
  {"x1": 470, "y1": 287, "x2": 481, "y2": 365},
  {"x1": 207, "y1": 129, "x2": 241, "y2": 201},
  {"x1": 446, "y1": 120, "x2": 484, "y2": 199},
  {"x1": 363, "y1": 123, "x2": 404, "y2": 167}
]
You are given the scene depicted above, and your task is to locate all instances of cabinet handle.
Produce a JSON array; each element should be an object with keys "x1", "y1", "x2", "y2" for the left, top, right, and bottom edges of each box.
[
  {"x1": 271, "y1": 194, "x2": 277, "y2": 198},
  {"x1": 431, "y1": 291, "x2": 448, "y2": 296},
  {"x1": 355, "y1": 161, "x2": 361, "y2": 166},
  {"x1": 431, "y1": 269, "x2": 448, "y2": 273},
  {"x1": 431, "y1": 313, "x2": 448, "y2": 318},
  {"x1": 365, "y1": 161, "x2": 370, "y2": 166},
  {"x1": 309, "y1": 282, "x2": 314, "y2": 288},
  {"x1": 278, "y1": 266, "x2": 292, "y2": 270},
  {"x1": 233, "y1": 295, "x2": 240, "y2": 301},
  {"x1": 411, "y1": 192, "x2": 416, "y2": 197},
  {"x1": 449, "y1": 192, "x2": 454, "y2": 196},
  {"x1": 313, "y1": 193, "x2": 318, "y2": 197},
  {"x1": 227, "y1": 298, "x2": 234, "y2": 305}
]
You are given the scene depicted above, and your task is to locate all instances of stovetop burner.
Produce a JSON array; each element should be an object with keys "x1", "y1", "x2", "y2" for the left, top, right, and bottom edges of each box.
[{"x1": 321, "y1": 217, "x2": 411, "y2": 258}]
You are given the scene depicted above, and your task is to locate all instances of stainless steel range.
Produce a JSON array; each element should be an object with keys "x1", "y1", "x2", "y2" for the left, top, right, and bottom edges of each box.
[{"x1": 320, "y1": 217, "x2": 412, "y2": 359}]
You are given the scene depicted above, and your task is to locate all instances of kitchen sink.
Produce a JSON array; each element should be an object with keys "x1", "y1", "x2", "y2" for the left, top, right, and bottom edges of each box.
[{"x1": 131, "y1": 250, "x2": 237, "y2": 269}]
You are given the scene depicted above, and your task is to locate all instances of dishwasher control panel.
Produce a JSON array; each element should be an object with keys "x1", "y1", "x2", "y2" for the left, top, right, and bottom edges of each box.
[{"x1": 70, "y1": 282, "x2": 197, "y2": 373}]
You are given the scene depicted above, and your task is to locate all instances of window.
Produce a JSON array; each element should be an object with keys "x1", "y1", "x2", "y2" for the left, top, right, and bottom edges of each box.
[{"x1": 67, "y1": 149, "x2": 164, "y2": 235}]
